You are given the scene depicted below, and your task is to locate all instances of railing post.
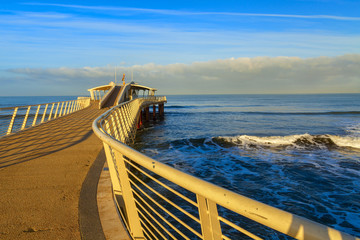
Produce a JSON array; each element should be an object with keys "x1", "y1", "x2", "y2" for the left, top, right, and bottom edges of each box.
[
  {"x1": 67, "y1": 101, "x2": 73, "y2": 114},
  {"x1": 54, "y1": 102, "x2": 60, "y2": 119},
  {"x1": 7, "y1": 107, "x2": 18, "y2": 135},
  {"x1": 125, "y1": 104, "x2": 136, "y2": 142},
  {"x1": 70, "y1": 100, "x2": 76, "y2": 113},
  {"x1": 48, "y1": 103, "x2": 55, "y2": 120},
  {"x1": 63, "y1": 102, "x2": 69, "y2": 116},
  {"x1": 102, "y1": 143, "x2": 122, "y2": 194},
  {"x1": 41, "y1": 104, "x2": 49, "y2": 123},
  {"x1": 197, "y1": 194, "x2": 222, "y2": 240},
  {"x1": 67, "y1": 101, "x2": 72, "y2": 114},
  {"x1": 114, "y1": 109, "x2": 125, "y2": 142},
  {"x1": 119, "y1": 107, "x2": 131, "y2": 143},
  {"x1": 74, "y1": 101, "x2": 79, "y2": 111},
  {"x1": 110, "y1": 114, "x2": 121, "y2": 141},
  {"x1": 58, "y1": 102, "x2": 64, "y2": 117},
  {"x1": 21, "y1": 106, "x2": 31, "y2": 130},
  {"x1": 32, "y1": 105, "x2": 41, "y2": 126},
  {"x1": 113, "y1": 150, "x2": 145, "y2": 239}
]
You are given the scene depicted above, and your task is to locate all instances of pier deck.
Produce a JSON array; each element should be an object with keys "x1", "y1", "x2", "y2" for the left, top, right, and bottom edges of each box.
[{"x1": 0, "y1": 102, "x2": 106, "y2": 240}]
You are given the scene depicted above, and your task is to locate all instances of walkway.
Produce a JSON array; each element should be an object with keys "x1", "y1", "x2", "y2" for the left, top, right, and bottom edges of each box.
[
  {"x1": 0, "y1": 102, "x2": 106, "y2": 240},
  {"x1": 102, "y1": 86, "x2": 122, "y2": 108}
]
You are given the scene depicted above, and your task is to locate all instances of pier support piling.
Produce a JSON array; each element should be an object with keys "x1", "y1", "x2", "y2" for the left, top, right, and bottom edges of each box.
[
  {"x1": 145, "y1": 107, "x2": 150, "y2": 121},
  {"x1": 153, "y1": 105, "x2": 156, "y2": 121},
  {"x1": 158, "y1": 103, "x2": 164, "y2": 118}
]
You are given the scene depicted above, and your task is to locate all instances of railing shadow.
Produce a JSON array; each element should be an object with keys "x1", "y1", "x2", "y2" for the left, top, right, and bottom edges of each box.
[{"x1": 0, "y1": 103, "x2": 105, "y2": 169}]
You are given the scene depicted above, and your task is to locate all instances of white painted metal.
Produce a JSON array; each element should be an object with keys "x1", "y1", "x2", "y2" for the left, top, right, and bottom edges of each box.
[
  {"x1": 41, "y1": 104, "x2": 49, "y2": 123},
  {"x1": 21, "y1": 106, "x2": 31, "y2": 130},
  {"x1": 1, "y1": 99, "x2": 91, "y2": 138},
  {"x1": 7, "y1": 107, "x2": 18, "y2": 135}
]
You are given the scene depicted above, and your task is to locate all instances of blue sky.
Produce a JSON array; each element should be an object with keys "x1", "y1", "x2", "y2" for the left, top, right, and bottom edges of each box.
[{"x1": 0, "y1": 0, "x2": 359, "y2": 95}]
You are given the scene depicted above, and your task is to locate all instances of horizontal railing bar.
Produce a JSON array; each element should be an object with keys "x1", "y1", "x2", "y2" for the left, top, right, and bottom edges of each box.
[
  {"x1": 130, "y1": 177, "x2": 202, "y2": 239},
  {"x1": 131, "y1": 177, "x2": 202, "y2": 239},
  {"x1": 140, "y1": 218, "x2": 161, "y2": 240},
  {"x1": 124, "y1": 157, "x2": 198, "y2": 207},
  {"x1": 142, "y1": 229, "x2": 152, "y2": 240},
  {"x1": 0, "y1": 99, "x2": 81, "y2": 110},
  {"x1": 138, "y1": 206, "x2": 169, "y2": 240},
  {"x1": 133, "y1": 188, "x2": 189, "y2": 240},
  {"x1": 218, "y1": 216, "x2": 263, "y2": 240},
  {"x1": 222, "y1": 235, "x2": 231, "y2": 240},
  {"x1": 126, "y1": 164, "x2": 201, "y2": 224}
]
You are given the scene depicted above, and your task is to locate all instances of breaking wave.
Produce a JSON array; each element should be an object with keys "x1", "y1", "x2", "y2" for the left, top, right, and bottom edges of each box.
[
  {"x1": 214, "y1": 134, "x2": 360, "y2": 150},
  {"x1": 240, "y1": 111, "x2": 360, "y2": 116}
]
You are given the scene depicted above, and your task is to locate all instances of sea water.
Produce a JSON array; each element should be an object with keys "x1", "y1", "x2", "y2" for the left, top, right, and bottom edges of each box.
[
  {"x1": 0, "y1": 96, "x2": 78, "y2": 108},
  {"x1": 133, "y1": 94, "x2": 360, "y2": 238}
]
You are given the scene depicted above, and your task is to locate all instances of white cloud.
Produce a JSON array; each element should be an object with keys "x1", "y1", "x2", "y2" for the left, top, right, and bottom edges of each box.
[{"x1": 3, "y1": 55, "x2": 360, "y2": 96}]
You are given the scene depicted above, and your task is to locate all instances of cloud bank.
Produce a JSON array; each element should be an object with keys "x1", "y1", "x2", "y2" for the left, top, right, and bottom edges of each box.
[{"x1": 2, "y1": 55, "x2": 360, "y2": 96}]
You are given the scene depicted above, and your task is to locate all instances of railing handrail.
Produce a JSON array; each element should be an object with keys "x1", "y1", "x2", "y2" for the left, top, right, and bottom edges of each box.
[
  {"x1": 92, "y1": 96, "x2": 359, "y2": 240},
  {"x1": 0, "y1": 98, "x2": 88, "y2": 111}
]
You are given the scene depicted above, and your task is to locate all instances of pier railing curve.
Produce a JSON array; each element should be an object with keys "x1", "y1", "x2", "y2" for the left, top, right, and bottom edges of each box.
[
  {"x1": 0, "y1": 97, "x2": 90, "y2": 138},
  {"x1": 92, "y1": 96, "x2": 359, "y2": 240}
]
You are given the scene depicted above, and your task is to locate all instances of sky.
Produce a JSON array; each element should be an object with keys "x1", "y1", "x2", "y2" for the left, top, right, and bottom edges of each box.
[{"x1": 0, "y1": 0, "x2": 359, "y2": 96}]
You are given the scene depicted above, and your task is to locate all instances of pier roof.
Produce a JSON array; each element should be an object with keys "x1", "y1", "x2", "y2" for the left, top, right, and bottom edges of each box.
[
  {"x1": 130, "y1": 83, "x2": 157, "y2": 92},
  {"x1": 87, "y1": 82, "x2": 115, "y2": 91}
]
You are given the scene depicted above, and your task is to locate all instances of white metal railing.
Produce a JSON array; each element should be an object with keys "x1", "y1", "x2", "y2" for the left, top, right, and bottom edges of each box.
[
  {"x1": 92, "y1": 97, "x2": 359, "y2": 240},
  {"x1": 0, "y1": 98, "x2": 91, "y2": 137}
]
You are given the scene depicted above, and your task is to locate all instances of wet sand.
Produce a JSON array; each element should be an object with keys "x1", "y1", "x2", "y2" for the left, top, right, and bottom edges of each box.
[{"x1": 0, "y1": 103, "x2": 105, "y2": 240}]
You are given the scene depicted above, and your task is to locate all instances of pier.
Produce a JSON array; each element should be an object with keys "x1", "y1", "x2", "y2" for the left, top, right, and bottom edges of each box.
[
  {"x1": 0, "y1": 102, "x2": 106, "y2": 239},
  {"x1": 0, "y1": 82, "x2": 359, "y2": 240}
]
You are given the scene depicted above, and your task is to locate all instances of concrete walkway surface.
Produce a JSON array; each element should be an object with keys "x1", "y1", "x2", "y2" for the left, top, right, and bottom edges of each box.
[{"x1": 0, "y1": 103, "x2": 106, "y2": 240}]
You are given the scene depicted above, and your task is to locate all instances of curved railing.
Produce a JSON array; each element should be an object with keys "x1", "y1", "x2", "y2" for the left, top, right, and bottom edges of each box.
[
  {"x1": 92, "y1": 97, "x2": 359, "y2": 240},
  {"x1": 0, "y1": 98, "x2": 90, "y2": 137}
]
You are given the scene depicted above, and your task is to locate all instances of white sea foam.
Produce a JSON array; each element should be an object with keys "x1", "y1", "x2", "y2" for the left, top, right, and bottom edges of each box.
[
  {"x1": 218, "y1": 134, "x2": 360, "y2": 149},
  {"x1": 330, "y1": 135, "x2": 360, "y2": 149}
]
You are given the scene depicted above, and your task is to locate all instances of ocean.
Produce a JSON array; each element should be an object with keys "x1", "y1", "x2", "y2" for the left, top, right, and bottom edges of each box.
[
  {"x1": 1, "y1": 94, "x2": 359, "y2": 238},
  {"x1": 0, "y1": 96, "x2": 79, "y2": 108},
  {"x1": 133, "y1": 94, "x2": 360, "y2": 238}
]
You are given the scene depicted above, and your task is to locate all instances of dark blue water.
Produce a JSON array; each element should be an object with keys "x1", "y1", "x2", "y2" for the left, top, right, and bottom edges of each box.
[
  {"x1": 0, "y1": 96, "x2": 78, "y2": 108},
  {"x1": 134, "y1": 94, "x2": 360, "y2": 238}
]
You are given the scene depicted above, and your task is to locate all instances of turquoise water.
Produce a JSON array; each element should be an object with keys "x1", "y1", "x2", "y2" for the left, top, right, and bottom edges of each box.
[{"x1": 134, "y1": 94, "x2": 360, "y2": 238}]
